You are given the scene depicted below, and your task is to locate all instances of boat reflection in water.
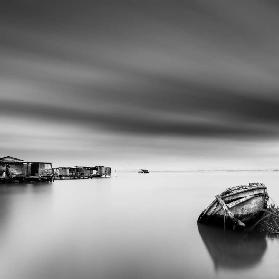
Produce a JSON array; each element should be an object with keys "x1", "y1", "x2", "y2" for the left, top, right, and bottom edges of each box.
[{"x1": 198, "y1": 224, "x2": 267, "y2": 270}]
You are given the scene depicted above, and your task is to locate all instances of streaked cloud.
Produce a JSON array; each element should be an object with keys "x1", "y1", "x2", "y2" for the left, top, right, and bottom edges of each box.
[{"x1": 1, "y1": 0, "x2": 279, "y2": 168}]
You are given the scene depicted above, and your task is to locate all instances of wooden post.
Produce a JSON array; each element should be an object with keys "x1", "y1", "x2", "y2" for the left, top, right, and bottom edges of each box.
[{"x1": 216, "y1": 195, "x2": 245, "y2": 228}]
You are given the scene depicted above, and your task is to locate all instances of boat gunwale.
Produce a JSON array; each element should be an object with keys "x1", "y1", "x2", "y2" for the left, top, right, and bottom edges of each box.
[{"x1": 221, "y1": 186, "x2": 267, "y2": 199}]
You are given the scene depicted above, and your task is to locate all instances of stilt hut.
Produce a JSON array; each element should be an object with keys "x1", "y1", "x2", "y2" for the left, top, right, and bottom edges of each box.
[
  {"x1": 74, "y1": 167, "x2": 95, "y2": 178},
  {"x1": 74, "y1": 166, "x2": 85, "y2": 178},
  {"x1": 104, "y1": 167, "x2": 111, "y2": 177},
  {"x1": 25, "y1": 162, "x2": 54, "y2": 182},
  {"x1": 0, "y1": 156, "x2": 25, "y2": 182},
  {"x1": 69, "y1": 167, "x2": 78, "y2": 179},
  {"x1": 92, "y1": 166, "x2": 107, "y2": 177},
  {"x1": 53, "y1": 167, "x2": 71, "y2": 179}
]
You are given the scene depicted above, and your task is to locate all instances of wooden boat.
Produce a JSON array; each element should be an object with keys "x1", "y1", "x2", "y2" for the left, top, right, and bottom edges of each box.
[
  {"x1": 198, "y1": 183, "x2": 269, "y2": 229},
  {"x1": 138, "y1": 169, "x2": 149, "y2": 173}
]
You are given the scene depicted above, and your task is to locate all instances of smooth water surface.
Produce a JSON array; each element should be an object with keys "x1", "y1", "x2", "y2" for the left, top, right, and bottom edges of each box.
[{"x1": 0, "y1": 172, "x2": 279, "y2": 279}]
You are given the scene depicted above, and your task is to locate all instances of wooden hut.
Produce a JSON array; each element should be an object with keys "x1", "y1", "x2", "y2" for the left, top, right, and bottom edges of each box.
[
  {"x1": 93, "y1": 166, "x2": 111, "y2": 177},
  {"x1": 74, "y1": 167, "x2": 95, "y2": 178},
  {"x1": 53, "y1": 167, "x2": 59, "y2": 178},
  {"x1": 53, "y1": 167, "x2": 71, "y2": 179},
  {"x1": 25, "y1": 162, "x2": 54, "y2": 182},
  {"x1": 0, "y1": 156, "x2": 25, "y2": 182},
  {"x1": 104, "y1": 167, "x2": 111, "y2": 177},
  {"x1": 68, "y1": 167, "x2": 78, "y2": 179}
]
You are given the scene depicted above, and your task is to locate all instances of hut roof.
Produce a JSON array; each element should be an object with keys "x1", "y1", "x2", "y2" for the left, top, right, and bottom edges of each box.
[
  {"x1": 25, "y1": 162, "x2": 52, "y2": 164},
  {"x1": 75, "y1": 166, "x2": 95, "y2": 169},
  {"x1": 0, "y1": 156, "x2": 24, "y2": 162}
]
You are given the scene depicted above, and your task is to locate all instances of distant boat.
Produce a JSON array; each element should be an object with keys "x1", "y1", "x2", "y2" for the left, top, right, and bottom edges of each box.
[
  {"x1": 198, "y1": 183, "x2": 268, "y2": 230},
  {"x1": 138, "y1": 169, "x2": 149, "y2": 174}
]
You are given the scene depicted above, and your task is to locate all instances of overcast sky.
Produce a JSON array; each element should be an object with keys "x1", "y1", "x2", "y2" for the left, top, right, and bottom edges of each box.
[{"x1": 2, "y1": 0, "x2": 279, "y2": 169}]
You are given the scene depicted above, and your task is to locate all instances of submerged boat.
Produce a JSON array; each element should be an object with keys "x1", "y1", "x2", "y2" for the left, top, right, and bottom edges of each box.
[{"x1": 198, "y1": 183, "x2": 269, "y2": 230}]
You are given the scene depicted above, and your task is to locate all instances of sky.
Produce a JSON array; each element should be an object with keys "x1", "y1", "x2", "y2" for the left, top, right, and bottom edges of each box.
[{"x1": 2, "y1": 0, "x2": 279, "y2": 169}]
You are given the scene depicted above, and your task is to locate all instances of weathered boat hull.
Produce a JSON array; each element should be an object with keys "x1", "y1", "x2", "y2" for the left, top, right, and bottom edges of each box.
[{"x1": 198, "y1": 183, "x2": 268, "y2": 229}]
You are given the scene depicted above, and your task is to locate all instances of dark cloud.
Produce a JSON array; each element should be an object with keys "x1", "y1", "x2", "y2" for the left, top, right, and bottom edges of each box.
[
  {"x1": 2, "y1": 0, "x2": 279, "y2": 166},
  {"x1": 0, "y1": 99, "x2": 276, "y2": 139}
]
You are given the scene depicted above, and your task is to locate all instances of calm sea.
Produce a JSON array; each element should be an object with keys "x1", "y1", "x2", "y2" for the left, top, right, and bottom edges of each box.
[{"x1": 0, "y1": 172, "x2": 278, "y2": 279}]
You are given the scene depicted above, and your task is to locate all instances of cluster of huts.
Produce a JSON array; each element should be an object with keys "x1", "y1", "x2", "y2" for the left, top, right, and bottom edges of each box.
[
  {"x1": 53, "y1": 166, "x2": 111, "y2": 180},
  {"x1": 0, "y1": 156, "x2": 111, "y2": 183}
]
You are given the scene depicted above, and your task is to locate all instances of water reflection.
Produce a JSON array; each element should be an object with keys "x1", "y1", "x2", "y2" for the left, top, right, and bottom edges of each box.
[
  {"x1": 0, "y1": 182, "x2": 52, "y2": 232},
  {"x1": 0, "y1": 182, "x2": 52, "y2": 193},
  {"x1": 0, "y1": 174, "x2": 278, "y2": 279},
  {"x1": 198, "y1": 224, "x2": 267, "y2": 270}
]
